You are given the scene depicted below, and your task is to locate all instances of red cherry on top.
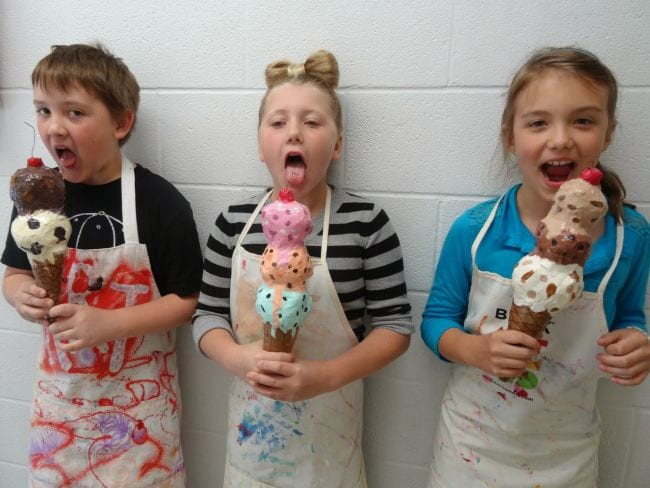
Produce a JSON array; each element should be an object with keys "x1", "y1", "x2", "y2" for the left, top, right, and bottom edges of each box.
[
  {"x1": 279, "y1": 188, "x2": 295, "y2": 203},
  {"x1": 27, "y1": 157, "x2": 44, "y2": 167},
  {"x1": 580, "y1": 167, "x2": 603, "y2": 185}
]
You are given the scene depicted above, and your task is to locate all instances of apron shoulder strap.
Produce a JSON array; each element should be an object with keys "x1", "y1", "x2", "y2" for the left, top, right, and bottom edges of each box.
[
  {"x1": 597, "y1": 221, "x2": 624, "y2": 294},
  {"x1": 319, "y1": 186, "x2": 332, "y2": 261},
  {"x1": 121, "y1": 157, "x2": 139, "y2": 245},
  {"x1": 470, "y1": 194, "x2": 504, "y2": 264},
  {"x1": 235, "y1": 191, "x2": 273, "y2": 248}
]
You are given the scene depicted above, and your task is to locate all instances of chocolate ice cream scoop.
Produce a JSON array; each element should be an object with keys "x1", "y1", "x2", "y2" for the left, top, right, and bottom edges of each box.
[{"x1": 10, "y1": 158, "x2": 65, "y2": 215}]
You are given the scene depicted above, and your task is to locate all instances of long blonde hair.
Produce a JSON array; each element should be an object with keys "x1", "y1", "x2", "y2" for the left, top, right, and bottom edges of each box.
[
  {"x1": 500, "y1": 47, "x2": 627, "y2": 222},
  {"x1": 258, "y1": 50, "x2": 342, "y2": 134}
]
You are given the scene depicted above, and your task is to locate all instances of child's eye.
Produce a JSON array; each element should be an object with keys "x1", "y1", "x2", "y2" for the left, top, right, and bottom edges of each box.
[
  {"x1": 574, "y1": 117, "x2": 593, "y2": 126},
  {"x1": 270, "y1": 120, "x2": 285, "y2": 128},
  {"x1": 305, "y1": 120, "x2": 320, "y2": 127},
  {"x1": 35, "y1": 107, "x2": 50, "y2": 116},
  {"x1": 527, "y1": 119, "x2": 546, "y2": 128},
  {"x1": 69, "y1": 109, "x2": 84, "y2": 118}
]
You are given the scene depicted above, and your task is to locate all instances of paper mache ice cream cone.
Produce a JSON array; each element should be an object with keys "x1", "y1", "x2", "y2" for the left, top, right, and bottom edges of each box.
[
  {"x1": 255, "y1": 188, "x2": 313, "y2": 353},
  {"x1": 10, "y1": 158, "x2": 71, "y2": 304},
  {"x1": 508, "y1": 167, "x2": 608, "y2": 337}
]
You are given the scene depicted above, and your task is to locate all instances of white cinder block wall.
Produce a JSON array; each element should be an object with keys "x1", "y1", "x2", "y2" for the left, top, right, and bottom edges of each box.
[{"x1": 1, "y1": 1, "x2": 649, "y2": 486}]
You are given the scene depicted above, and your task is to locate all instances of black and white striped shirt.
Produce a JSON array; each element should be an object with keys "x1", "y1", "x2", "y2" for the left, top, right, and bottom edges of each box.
[{"x1": 192, "y1": 188, "x2": 413, "y2": 346}]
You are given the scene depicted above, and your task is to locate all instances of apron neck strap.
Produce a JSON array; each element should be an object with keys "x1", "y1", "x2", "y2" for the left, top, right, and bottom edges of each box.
[
  {"x1": 471, "y1": 194, "x2": 504, "y2": 263},
  {"x1": 121, "y1": 157, "x2": 139, "y2": 244},
  {"x1": 597, "y1": 221, "x2": 624, "y2": 294},
  {"x1": 319, "y1": 186, "x2": 332, "y2": 260},
  {"x1": 236, "y1": 187, "x2": 332, "y2": 261},
  {"x1": 236, "y1": 190, "x2": 272, "y2": 248}
]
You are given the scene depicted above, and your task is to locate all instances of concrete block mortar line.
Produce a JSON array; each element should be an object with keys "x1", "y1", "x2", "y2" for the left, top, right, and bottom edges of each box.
[
  {"x1": 340, "y1": 189, "x2": 492, "y2": 200},
  {"x1": 0, "y1": 396, "x2": 31, "y2": 407},
  {"x1": 0, "y1": 325, "x2": 41, "y2": 337},
  {"x1": 0, "y1": 459, "x2": 28, "y2": 469},
  {"x1": 171, "y1": 183, "x2": 270, "y2": 192}
]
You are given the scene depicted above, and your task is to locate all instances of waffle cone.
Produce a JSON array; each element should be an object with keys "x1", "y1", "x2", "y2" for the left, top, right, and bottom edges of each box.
[
  {"x1": 263, "y1": 322, "x2": 297, "y2": 353},
  {"x1": 508, "y1": 302, "x2": 551, "y2": 339},
  {"x1": 30, "y1": 252, "x2": 66, "y2": 304}
]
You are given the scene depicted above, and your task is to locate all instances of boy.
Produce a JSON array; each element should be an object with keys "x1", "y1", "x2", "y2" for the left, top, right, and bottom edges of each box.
[{"x1": 2, "y1": 43, "x2": 202, "y2": 487}]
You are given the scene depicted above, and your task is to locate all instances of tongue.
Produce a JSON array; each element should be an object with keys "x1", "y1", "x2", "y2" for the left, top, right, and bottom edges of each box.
[
  {"x1": 59, "y1": 149, "x2": 76, "y2": 168},
  {"x1": 545, "y1": 164, "x2": 571, "y2": 182},
  {"x1": 286, "y1": 163, "x2": 305, "y2": 186}
]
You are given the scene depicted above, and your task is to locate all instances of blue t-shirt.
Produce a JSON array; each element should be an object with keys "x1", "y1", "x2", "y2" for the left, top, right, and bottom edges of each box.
[{"x1": 421, "y1": 185, "x2": 650, "y2": 359}]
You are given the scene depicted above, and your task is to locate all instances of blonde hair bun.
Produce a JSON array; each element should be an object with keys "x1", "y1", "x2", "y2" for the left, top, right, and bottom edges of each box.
[{"x1": 265, "y1": 50, "x2": 339, "y2": 90}]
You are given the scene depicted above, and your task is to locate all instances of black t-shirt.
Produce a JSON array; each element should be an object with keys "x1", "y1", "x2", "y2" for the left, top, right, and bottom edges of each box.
[{"x1": 2, "y1": 164, "x2": 203, "y2": 297}]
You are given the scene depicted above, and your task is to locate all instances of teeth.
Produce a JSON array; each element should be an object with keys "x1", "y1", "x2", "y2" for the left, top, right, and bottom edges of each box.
[{"x1": 545, "y1": 160, "x2": 573, "y2": 166}]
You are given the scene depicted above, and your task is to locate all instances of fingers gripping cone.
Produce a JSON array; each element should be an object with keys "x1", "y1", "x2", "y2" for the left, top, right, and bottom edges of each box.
[
  {"x1": 10, "y1": 158, "x2": 71, "y2": 304},
  {"x1": 508, "y1": 168, "x2": 608, "y2": 337},
  {"x1": 256, "y1": 188, "x2": 314, "y2": 352}
]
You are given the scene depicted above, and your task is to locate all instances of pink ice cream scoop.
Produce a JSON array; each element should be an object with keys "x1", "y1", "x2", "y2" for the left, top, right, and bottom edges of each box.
[{"x1": 260, "y1": 188, "x2": 313, "y2": 266}]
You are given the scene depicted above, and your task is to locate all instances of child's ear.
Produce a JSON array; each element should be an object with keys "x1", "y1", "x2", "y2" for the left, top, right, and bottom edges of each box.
[
  {"x1": 331, "y1": 134, "x2": 343, "y2": 161},
  {"x1": 114, "y1": 110, "x2": 135, "y2": 141}
]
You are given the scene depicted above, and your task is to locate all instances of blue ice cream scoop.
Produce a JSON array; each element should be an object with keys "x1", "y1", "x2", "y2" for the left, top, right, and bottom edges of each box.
[{"x1": 255, "y1": 285, "x2": 312, "y2": 337}]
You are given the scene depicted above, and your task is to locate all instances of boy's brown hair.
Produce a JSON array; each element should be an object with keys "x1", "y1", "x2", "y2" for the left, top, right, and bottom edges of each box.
[{"x1": 32, "y1": 43, "x2": 140, "y2": 146}]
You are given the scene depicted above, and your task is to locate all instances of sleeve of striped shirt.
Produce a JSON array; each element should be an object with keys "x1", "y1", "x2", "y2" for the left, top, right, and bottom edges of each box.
[
  {"x1": 362, "y1": 205, "x2": 414, "y2": 335},
  {"x1": 192, "y1": 210, "x2": 238, "y2": 348}
]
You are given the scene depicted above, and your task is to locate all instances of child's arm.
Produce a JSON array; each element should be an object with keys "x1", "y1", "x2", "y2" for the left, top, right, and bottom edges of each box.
[
  {"x1": 45, "y1": 293, "x2": 198, "y2": 351},
  {"x1": 3, "y1": 266, "x2": 51, "y2": 325},
  {"x1": 421, "y1": 204, "x2": 538, "y2": 376},
  {"x1": 192, "y1": 206, "x2": 271, "y2": 379},
  {"x1": 247, "y1": 328, "x2": 409, "y2": 402}
]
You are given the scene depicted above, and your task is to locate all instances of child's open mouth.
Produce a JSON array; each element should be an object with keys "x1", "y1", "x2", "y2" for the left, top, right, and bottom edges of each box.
[
  {"x1": 285, "y1": 153, "x2": 306, "y2": 185},
  {"x1": 55, "y1": 146, "x2": 76, "y2": 168},
  {"x1": 542, "y1": 161, "x2": 575, "y2": 183}
]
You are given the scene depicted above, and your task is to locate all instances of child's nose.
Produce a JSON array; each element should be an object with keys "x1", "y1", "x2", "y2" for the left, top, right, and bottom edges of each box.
[
  {"x1": 46, "y1": 115, "x2": 67, "y2": 136},
  {"x1": 548, "y1": 125, "x2": 573, "y2": 149},
  {"x1": 287, "y1": 124, "x2": 303, "y2": 143}
]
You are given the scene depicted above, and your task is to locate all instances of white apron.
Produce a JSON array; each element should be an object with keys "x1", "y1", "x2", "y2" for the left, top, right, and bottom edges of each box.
[
  {"x1": 29, "y1": 159, "x2": 185, "y2": 487},
  {"x1": 428, "y1": 195, "x2": 623, "y2": 488},
  {"x1": 223, "y1": 187, "x2": 367, "y2": 488}
]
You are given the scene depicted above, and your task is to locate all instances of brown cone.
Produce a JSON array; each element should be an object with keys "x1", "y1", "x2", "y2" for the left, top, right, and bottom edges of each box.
[
  {"x1": 30, "y1": 252, "x2": 66, "y2": 304},
  {"x1": 508, "y1": 302, "x2": 551, "y2": 339},
  {"x1": 263, "y1": 322, "x2": 296, "y2": 353}
]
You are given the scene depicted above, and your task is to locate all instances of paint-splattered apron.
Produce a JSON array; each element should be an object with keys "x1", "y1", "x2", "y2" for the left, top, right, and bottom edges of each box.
[
  {"x1": 428, "y1": 195, "x2": 623, "y2": 488},
  {"x1": 223, "y1": 187, "x2": 367, "y2": 488},
  {"x1": 29, "y1": 159, "x2": 185, "y2": 488}
]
